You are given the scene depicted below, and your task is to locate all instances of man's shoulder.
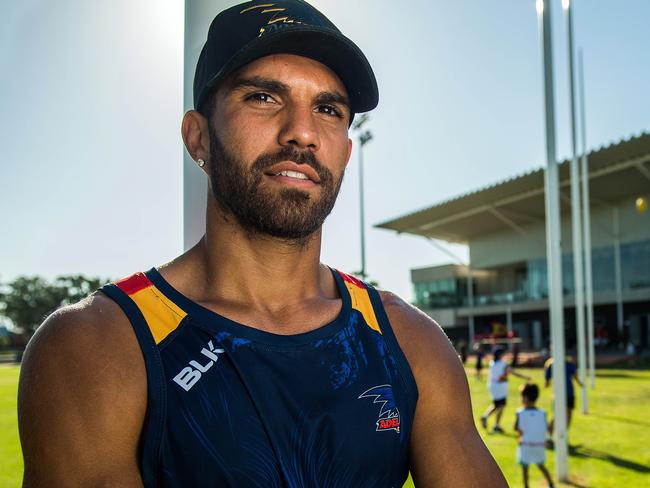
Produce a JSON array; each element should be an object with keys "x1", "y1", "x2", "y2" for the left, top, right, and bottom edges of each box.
[
  {"x1": 21, "y1": 291, "x2": 144, "y2": 394},
  {"x1": 27, "y1": 292, "x2": 132, "y2": 355},
  {"x1": 376, "y1": 290, "x2": 460, "y2": 379}
]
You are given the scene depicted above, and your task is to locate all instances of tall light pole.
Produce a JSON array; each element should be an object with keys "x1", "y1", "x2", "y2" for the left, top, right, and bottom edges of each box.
[
  {"x1": 352, "y1": 114, "x2": 372, "y2": 280},
  {"x1": 563, "y1": 0, "x2": 588, "y2": 414},
  {"x1": 579, "y1": 49, "x2": 596, "y2": 388},
  {"x1": 537, "y1": 0, "x2": 569, "y2": 480}
]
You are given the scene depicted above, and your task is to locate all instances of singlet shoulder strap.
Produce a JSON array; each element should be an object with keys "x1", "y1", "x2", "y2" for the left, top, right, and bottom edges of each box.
[
  {"x1": 111, "y1": 271, "x2": 188, "y2": 345},
  {"x1": 335, "y1": 270, "x2": 382, "y2": 334}
]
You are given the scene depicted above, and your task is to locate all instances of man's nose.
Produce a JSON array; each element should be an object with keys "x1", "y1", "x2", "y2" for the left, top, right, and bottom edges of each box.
[{"x1": 277, "y1": 104, "x2": 320, "y2": 151}]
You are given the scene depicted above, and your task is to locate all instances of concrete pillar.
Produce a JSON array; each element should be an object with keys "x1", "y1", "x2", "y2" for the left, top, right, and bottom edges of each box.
[
  {"x1": 183, "y1": 1, "x2": 238, "y2": 250},
  {"x1": 533, "y1": 320, "x2": 543, "y2": 350},
  {"x1": 506, "y1": 307, "x2": 513, "y2": 350},
  {"x1": 627, "y1": 316, "x2": 639, "y2": 345},
  {"x1": 612, "y1": 207, "x2": 624, "y2": 334},
  {"x1": 467, "y1": 266, "x2": 475, "y2": 349}
]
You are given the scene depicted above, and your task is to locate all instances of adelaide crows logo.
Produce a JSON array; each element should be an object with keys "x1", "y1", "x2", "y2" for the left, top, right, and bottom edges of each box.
[{"x1": 358, "y1": 385, "x2": 401, "y2": 433}]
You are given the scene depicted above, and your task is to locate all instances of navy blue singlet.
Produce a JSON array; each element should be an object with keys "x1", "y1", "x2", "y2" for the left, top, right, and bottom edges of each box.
[{"x1": 100, "y1": 267, "x2": 418, "y2": 487}]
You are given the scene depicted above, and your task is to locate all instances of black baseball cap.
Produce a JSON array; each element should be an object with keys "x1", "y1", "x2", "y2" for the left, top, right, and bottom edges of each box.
[{"x1": 193, "y1": 0, "x2": 379, "y2": 116}]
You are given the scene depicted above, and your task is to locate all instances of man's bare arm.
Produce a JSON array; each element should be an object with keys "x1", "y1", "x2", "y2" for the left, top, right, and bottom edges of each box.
[
  {"x1": 18, "y1": 293, "x2": 146, "y2": 487},
  {"x1": 380, "y1": 291, "x2": 507, "y2": 487}
]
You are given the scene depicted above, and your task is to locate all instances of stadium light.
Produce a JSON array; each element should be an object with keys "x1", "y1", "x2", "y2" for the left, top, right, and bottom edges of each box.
[{"x1": 353, "y1": 116, "x2": 373, "y2": 280}]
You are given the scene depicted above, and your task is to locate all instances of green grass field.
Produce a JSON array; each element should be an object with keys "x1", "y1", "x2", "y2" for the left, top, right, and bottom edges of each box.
[
  {"x1": 0, "y1": 365, "x2": 22, "y2": 488},
  {"x1": 404, "y1": 366, "x2": 650, "y2": 487},
  {"x1": 2, "y1": 365, "x2": 649, "y2": 487}
]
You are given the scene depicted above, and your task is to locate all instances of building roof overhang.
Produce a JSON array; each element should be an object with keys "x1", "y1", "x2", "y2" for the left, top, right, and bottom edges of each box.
[{"x1": 376, "y1": 133, "x2": 650, "y2": 244}]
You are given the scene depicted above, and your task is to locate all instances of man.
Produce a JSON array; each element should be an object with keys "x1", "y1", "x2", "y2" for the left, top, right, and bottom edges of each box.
[{"x1": 18, "y1": 1, "x2": 507, "y2": 486}]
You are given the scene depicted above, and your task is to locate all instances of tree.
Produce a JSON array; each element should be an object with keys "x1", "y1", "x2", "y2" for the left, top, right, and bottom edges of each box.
[
  {"x1": 0, "y1": 275, "x2": 106, "y2": 335},
  {"x1": 53, "y1": 275, "x2": 105, "y2": 304}
]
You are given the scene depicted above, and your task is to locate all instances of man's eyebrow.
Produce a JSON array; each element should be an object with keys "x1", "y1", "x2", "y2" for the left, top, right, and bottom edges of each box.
[
  {"x1": 227, "y1": 76, "x2": 290, "y2": 95},
  {"x1": 314, "y1": 91, "x2": 351, "y2": 110},
  {"x1": 226, "y1": 78, "x2": 350, "y2": 110}
]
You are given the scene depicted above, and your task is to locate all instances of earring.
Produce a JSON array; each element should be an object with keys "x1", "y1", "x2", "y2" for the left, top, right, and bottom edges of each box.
[{"x1": 197, "y1": 158, "x2": 205, "y2": 167}]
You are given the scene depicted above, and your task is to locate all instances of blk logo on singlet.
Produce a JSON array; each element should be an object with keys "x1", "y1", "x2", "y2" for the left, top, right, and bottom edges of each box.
[
  {"x1": 358, "y1": 384, "x2": 401, "y2": 433},
  {"x1": 173, "y1": 340, "x2": 225, "y2": 392}
]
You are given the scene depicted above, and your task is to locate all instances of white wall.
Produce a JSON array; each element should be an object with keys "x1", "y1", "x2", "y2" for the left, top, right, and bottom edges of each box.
[{"x1": 470, "y1": 196, "x2": 650, "y2": 269}]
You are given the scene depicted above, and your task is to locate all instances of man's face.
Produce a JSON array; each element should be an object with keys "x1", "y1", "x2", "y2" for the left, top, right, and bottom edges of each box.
[{"x1": 206, "y1": 54, "x2": 353, "y2": 241}]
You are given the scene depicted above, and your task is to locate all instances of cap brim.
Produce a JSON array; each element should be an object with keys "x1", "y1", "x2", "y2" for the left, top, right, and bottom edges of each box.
[{"x1": 197, "y1": 26, "x2": 378, "y2": 114}]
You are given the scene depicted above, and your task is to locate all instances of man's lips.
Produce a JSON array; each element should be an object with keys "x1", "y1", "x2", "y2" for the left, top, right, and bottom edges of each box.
[{"x1": 263, "y1": 161, "x2": 321, "y2": 184}]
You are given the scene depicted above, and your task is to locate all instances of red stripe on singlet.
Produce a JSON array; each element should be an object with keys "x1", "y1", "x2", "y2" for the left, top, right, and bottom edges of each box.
[{"x1": 115, "y1": 272, "x2": 153, "y2": 296}]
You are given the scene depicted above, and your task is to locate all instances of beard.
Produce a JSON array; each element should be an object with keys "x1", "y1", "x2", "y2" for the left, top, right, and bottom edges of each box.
[{"x1": 207, "y1": 125, "x2": 344, "y2": 241}]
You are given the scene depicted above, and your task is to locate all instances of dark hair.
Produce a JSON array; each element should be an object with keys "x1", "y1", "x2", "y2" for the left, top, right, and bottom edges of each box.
[
  {"x1": 493, "y1": 347, "x2": 504, "y2": 360},
  {"x1": 520, "y1": 383, "x2": 539, "y2": 402}
]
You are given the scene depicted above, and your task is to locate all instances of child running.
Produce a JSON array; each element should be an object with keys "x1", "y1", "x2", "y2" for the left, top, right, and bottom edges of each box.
[
  {"x1": 514, "y1": 383, "x2": 554, "y2": 488},
  {"x1": 480, "y1": 347, "x2": 531, "y2": 432}
]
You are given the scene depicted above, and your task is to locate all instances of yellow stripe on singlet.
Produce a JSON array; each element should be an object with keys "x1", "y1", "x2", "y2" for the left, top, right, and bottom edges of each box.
[
  {"x1": 129, "y1": 285, "x2": 187, "y2": 344},
  {"x1": 339, "y1": 272, "x2": 382, "y2": 335}
]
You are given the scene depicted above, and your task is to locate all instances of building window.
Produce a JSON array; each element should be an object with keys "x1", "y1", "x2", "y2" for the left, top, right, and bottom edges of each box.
[
  {"x1": 622, "y1": 239, "x2": 650, "y2": 290},
  {"x1": 413, "y1": 278, "x2": 463, "y2": 308}
]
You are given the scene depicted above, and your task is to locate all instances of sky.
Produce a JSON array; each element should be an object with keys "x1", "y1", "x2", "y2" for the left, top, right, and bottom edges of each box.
[{"x1": 1, "y1": 0, "x2": 649, "y2": 301}]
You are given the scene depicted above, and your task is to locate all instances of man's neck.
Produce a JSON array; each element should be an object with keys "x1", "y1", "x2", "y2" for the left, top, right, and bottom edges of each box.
[{"x1": 162, "y1": 197, "x2": 331, "y2": 311}]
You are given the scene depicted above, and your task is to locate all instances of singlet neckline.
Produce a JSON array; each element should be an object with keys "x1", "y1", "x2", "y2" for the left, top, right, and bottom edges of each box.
[{"x1": 145, "y1": 267, "x2": 352, "y2": 346}]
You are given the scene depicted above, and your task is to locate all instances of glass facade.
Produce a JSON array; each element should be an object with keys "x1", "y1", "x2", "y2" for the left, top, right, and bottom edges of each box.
[
  {"x1": 413, "y1": 238, "x2": 650, "y2": 310},
  {"x1": 527, "y1": 258, "x2": 547, "y2": 300},
  {"x1": 622, "y1": 240, "x2": 650, "y2": 290},
  {"x1": 413, "y1": 278, "x2": 467, "y2": 308},
  {"x1": 528, "y1": 247, "x2": 616, "y2": 299},
  {"x1": 588, "y1": 246, "x2": 616, "y2": 293}
]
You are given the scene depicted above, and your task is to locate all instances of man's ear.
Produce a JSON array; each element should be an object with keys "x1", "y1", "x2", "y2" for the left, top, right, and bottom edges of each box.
[
  {"x1": 181, "y1": 110, "x2": 211, "y2": 173},
  {"x1": 345, "y1": 138, "x2": 353, "y2": 167}
]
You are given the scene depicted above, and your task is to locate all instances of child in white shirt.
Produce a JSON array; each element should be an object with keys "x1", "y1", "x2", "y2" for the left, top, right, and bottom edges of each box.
[
  {"x1": 514, "y1": 383, "x2": 554, "y2": 488},
  {"x1": 480, "y1": 347, "x2": 530, "y2": 432}
]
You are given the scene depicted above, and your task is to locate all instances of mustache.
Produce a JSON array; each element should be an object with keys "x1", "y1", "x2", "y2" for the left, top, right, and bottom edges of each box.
[{"x1": 251, "y1": 146, "x2": 332, "y2": 183}]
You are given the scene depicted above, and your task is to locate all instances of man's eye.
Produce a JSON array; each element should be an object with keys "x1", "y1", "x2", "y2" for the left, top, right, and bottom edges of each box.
[
  {"x1": 247, "y1": 93, "x2": 274, "y2": 104},
  {"x1": 317, "y1": 105, "x2": 343, "y2": 118}
]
